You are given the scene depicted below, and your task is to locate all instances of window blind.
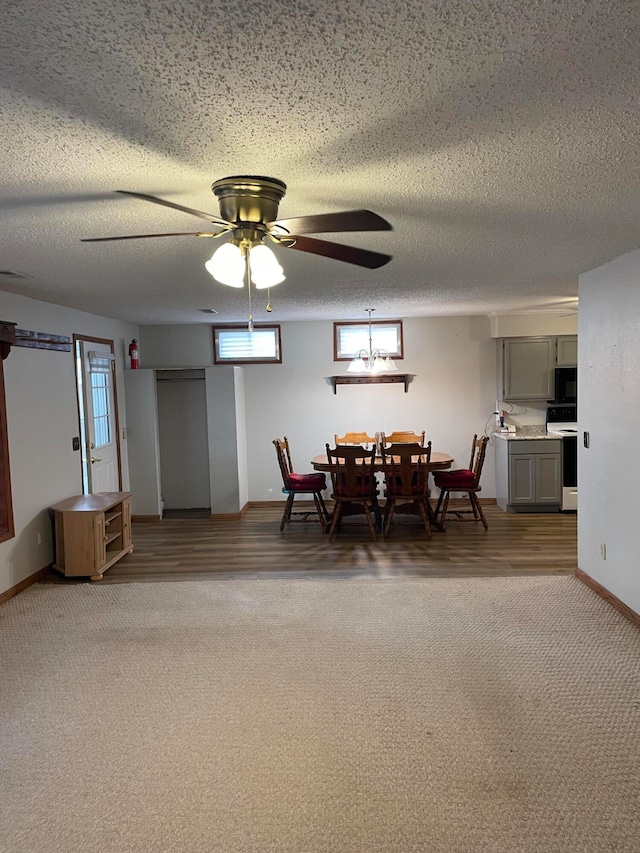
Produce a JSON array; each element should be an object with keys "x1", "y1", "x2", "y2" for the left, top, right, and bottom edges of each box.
[
  {"x1": 338, "y1": 325, "x2": 399, "y2": 357},
  {"x1": 216, "y1": 329, "x2": 279, "y2": 360}
]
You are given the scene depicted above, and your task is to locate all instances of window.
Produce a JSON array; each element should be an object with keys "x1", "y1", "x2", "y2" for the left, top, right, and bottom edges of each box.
[
  {"x1": 213, "y1": 325, "x2": 282, "y2": 364},
  {"x1": 333, "y1": 320, "x2": 403, "y2": 361},
  {"x1": 0, "y1": 357, "x2": 14, "y2": 542},
  {"x1": 88, "y1": 351, "x2": 114, "y2": 448}
]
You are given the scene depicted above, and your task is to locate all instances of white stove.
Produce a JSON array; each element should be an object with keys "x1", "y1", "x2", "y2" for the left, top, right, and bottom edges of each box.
[
  {"x1": 546, "y1": 406, "x2": 578, "y2": 511},
  {"x1": 545, "y1": 422, "x2": 578, "y2": 437}
]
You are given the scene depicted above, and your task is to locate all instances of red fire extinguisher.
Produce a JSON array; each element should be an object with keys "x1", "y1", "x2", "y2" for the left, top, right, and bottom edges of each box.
[{"x1": 128, "y1": 339, "x2": 139, "y2": 370}]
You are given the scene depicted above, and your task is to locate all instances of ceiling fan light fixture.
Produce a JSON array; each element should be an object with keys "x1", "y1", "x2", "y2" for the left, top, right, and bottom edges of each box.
[
  {"x1": 250, "y1": 244, "x2": 285, "y2": 289},
  {"x1": 205, "y1": 242, "x2": 245, "y2": 287}
]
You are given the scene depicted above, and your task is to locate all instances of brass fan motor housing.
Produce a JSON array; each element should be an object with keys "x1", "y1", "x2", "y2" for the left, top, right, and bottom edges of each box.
[{"x1": 211, "y1": 176, "x2": 287, "y2": 225}]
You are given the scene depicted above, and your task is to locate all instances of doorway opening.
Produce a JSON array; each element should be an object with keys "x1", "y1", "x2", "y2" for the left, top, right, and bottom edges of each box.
[{"x1": 156, "y1": 369, "x2": 211, "y2": 518}]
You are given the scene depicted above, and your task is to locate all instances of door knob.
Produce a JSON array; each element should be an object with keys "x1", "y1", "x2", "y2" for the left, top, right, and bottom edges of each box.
[{"x1": 91, "y1": 457, "x2": 102, "y2": 464}]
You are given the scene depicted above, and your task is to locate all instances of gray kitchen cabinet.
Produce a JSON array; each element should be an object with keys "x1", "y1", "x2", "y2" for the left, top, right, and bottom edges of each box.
[
  {"x1": 500, "y1": 335, "x2": 577, "y2": 400},
  {"x1": 495, "y1": 438, "x2": 562, "y2": 512},
  {"x1": 556, "y1": 335, "x2": 577, "y2": 366},
  {"x1": 501, "y1": 337, "x2": 556, "y2": 400}
]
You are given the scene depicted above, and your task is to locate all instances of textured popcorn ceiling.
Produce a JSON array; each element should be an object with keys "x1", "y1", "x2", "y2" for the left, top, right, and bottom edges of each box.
[{"x1": 0, "y1": 0, "x2": 639, "y2": 324}]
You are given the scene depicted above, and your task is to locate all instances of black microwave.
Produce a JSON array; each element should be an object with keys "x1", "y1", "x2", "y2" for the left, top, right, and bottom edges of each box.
[{"x1": 554, "y1": 366, "x2": 577, "y2": 404}]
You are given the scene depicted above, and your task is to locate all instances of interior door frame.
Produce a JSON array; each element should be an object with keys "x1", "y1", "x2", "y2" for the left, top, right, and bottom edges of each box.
[{"x1": 73, "y1": 334, "x2": 123, "y2": 493}]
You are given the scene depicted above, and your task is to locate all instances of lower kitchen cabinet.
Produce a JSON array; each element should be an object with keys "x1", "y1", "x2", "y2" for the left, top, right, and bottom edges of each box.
[
  {"x1": 495, "y1": 439, "x2": 562, "y2": 513},
  {"x1": 49, "y1": 491, "x2": 133, "y2": 580}
]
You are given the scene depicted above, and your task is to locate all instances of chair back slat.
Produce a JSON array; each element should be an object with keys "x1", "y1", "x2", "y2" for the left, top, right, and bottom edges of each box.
[
  {"x1": 381, "y1": 430, "x2": 425, "y2": 446},
  {"x1": 468, "y1": 434, "x2": 489, "y2": 486},
  {"x1": 381, "y1": 442, "x2": 432, "y2": 496},
  {"x1": 334, "y1": 431, "x2": 377, "y2": 449},
  {"x1": 325, "y1": 444, "x2": 377, "y2": 498},
  {"x1": 273, "y1": 437, "x2": 294, "y2": 487}
]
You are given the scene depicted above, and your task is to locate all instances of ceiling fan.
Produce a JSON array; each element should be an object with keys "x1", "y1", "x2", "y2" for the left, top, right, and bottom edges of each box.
[
  {"x1": 83, "y1": 174, "x2": 392, "y2": 275},
  {"x1": 83, "y1": 176, "x2": 393, "y2": 326}
]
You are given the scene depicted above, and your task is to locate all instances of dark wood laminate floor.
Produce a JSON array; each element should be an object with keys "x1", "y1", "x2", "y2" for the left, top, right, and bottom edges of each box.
[{"x1": 42, "y1": 502, "x2": 577, "y2": 584}]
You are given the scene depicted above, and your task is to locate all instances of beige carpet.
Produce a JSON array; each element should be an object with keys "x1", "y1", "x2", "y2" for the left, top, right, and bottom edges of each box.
[{"x1": 1, "y1": 576, "x2": 639, "y2": 853}]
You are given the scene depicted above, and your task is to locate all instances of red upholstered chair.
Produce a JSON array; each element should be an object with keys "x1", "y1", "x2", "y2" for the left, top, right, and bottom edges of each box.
[
  {"x1": 380, "y1": 442, "x2": 432, "y2": 538},
  {"x1": 433, "y1": 434, "x2": 490, "y2": 530},
  {"x1": 273, "y1": 437, "x2": 330, "y2": 532},
  {"x1": 325, "y1": 444, "x2": 380, "y2": 541}
]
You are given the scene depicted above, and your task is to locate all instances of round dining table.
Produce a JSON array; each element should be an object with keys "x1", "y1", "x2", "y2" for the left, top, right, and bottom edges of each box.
[
  {"x1": 310, "y1": 451, "x2": 454, "y2": 472},
  {"x1": 310, "y1": 451, "x2": 454, "y2": 532}
]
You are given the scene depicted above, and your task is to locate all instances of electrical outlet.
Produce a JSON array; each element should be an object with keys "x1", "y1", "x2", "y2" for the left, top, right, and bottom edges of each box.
[{"x1": 600, "y1": 542, "x2": 606, "y2": 560}]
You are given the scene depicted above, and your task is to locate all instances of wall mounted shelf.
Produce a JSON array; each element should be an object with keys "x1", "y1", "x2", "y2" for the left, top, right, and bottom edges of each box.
[{"x1": 328, "y1": 374, "x2": 411, "y2": 394}]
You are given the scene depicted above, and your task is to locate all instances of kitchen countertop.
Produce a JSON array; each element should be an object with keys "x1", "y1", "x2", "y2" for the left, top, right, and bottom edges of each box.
[{"x1": 493, "y1": 430, "x2": 560, "y2": 441}]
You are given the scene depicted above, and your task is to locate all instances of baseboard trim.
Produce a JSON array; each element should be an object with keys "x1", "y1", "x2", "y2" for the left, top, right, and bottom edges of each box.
[
  {"x1": 249, "y1": 500, "x2": 317, "y2": 508},
  {"x1": 0, "y1": 566, "x2": 50, "y2": 606},
  {"x1": 443, "y1": 497, "x2": 496, "y2": 507},
  {"x1": 575, "y1": 568, "x2": 640, "y2": 630},
  {"x1": 132, "y1": 515, "x2": 162, "y2": 522},
  {"x1": 249, "y1": 498, "x2": 497, "y2": 508},
  {"x1": 210, "y1": 503, "x2": 249, "y2": 521}
]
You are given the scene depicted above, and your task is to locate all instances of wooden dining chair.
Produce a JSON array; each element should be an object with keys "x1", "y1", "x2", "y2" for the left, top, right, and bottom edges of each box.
[
  {"x1": 273, "y1": 437, "x2": 330, "y2": 532},
  {"x1": 334, "y1": 431, "x2": 377, "y2": 449},
  {"x1": 325, "y1": 444, "x2": 380, "y2": 541},
  {"x1": 380, "y1": 442, "x2": 433, "y2": 538},
  {"x1": 381, "y1": 430, "x2": 425, "y2": 446},
  {"x1": 433, "y1": 434, "x2": 490, "y2": 530}
]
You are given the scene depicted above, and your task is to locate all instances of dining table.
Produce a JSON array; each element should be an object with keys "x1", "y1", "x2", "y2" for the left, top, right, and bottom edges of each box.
[{"x1": 310, "y1": 450, "x2": 454, "y2": 532}]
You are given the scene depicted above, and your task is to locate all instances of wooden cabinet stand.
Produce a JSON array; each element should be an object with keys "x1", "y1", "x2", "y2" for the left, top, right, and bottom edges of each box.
[{"x1": 50, "y1": 492, "x2": 133, "y2": 580}]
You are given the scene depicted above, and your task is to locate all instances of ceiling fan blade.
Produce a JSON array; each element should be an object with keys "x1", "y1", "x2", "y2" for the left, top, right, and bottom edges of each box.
[
  {"x1": 269, "y1": 209, "x2": 392, "y2": 235},
  {"x1": 286, "y1": 235, "x2": 392, "y2": 269},
  {"x1": 116, "y1": 190, "x2": 232, "y2": 227},
  {"x1": 82, "y1": 232, "x2": 219, "y2": 242}
]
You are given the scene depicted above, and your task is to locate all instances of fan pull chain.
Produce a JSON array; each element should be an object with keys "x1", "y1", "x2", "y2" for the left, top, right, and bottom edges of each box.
[
  {"x1": 246, "y1": 249, "x2": 254, "y2": 332},
  {"x1": 266, "y1": 287, "x2": 272, "y2": 313}
]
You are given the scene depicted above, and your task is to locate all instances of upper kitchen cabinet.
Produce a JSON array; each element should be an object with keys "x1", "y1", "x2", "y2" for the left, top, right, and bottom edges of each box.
[
  {"x1": 500, "y1": 335, "x2": 577, "y2": 401},
  {"x1": 501, "y1": 337, "x2": 556, "y2": 400},
  {"x1": 556, "y1": 335, "x2": 578, "y2": 366}
]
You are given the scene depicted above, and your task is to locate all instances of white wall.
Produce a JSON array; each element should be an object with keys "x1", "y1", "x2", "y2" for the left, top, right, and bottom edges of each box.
[
  {"x1": 205, "y1": 366, "x2": 245, "y2": 515},
  {"x1": 234, "y1": 368, "x2": 249, "y2": 510},
  {"x1": 578, "y1": 249, "x2": 640, "y2": 615},
  {"x1": 123, "y1": 370, "x2": 162, "y2": 518},
  {"x1": 490, "y1": 313, "x2": 578, "y2": 337},
  {"x1": 245, "y1": 317, "x2": 498, "y2": 501},
  {"x1": 141, "y1": 317, "x2": 499, "y2": 503},
  {"x1": 0, "y1": 291, "x2": 137, "y2": 594},
  {"x1": 139, "y1": 325, "x2": 213, "y2": 368}
]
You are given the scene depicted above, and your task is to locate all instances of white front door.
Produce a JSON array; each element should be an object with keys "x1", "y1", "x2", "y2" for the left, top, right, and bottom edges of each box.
[{"x1": 78, "y1": 340, "x2": 120, "y2": 493}]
